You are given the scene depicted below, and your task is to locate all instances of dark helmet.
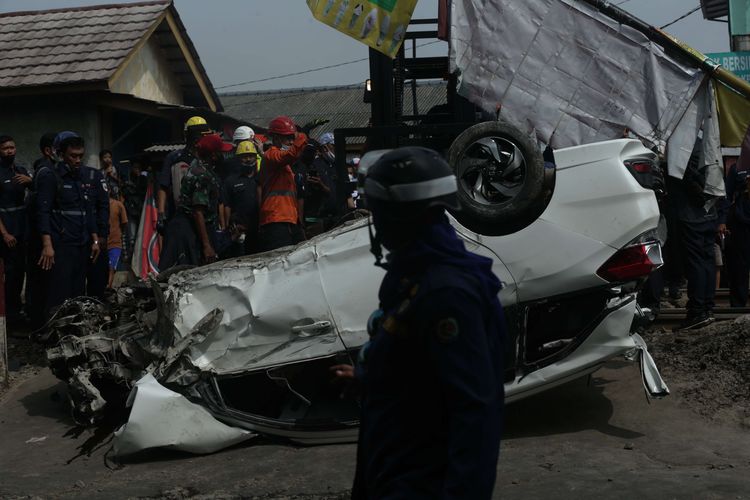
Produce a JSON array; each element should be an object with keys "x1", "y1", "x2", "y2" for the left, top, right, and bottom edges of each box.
[
  {"x1": 360, "y1": 146, "x2": 460, "y2": 221},
  {"x1": 359, "y1": 147, "x2": 460, "y2": 265},
  {"x1": 53, "y1": 131, "x2": 81, "y2": 151}
]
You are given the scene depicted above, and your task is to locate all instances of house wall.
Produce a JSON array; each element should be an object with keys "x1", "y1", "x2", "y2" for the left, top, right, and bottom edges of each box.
[
  {"x1": 110, "y1": 36, "x2": 184, "y2": 106},
  {"x1": 0, "y1": 96, "x2": 101, "y2": 169}
]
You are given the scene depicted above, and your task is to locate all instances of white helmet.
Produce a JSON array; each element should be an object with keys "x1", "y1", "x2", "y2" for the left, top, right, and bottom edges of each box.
[{"x1": 233, "y1": 126, "x2": 255, "y2": 143}]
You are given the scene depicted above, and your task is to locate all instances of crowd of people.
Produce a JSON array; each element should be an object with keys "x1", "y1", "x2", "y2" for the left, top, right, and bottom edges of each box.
[
  {"x1": 157, "y1": 115, "x2": 359, "y2": 266},
  {"x1": 0, "y1": 115, "x2": 361, "y2": 330},
  {"x1": 639, "y1": 143, "x2": 750, "y2": 331}
]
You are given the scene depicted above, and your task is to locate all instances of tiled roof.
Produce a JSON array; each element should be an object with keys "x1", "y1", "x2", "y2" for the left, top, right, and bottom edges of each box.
[
  {"x1": 220, "y1": 81, "x2": 448, "y2": 142},
  {"x1": 0, "y1": 1, "x2": 167, "y2": 88}
]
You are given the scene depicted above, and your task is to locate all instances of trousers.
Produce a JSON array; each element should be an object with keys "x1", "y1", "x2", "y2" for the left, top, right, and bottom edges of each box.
[{"x1": 680, "y1": 220, "x2": 716, "y2": 316}]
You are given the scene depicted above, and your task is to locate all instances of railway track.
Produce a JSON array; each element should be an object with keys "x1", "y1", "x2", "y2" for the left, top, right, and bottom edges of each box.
[{"x1": 650, "y1": 289, "x2": 750, "y2": 330}]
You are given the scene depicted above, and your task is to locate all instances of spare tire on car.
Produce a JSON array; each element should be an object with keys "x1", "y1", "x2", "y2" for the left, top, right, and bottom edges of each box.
[{"x1": 447, "y1": 120, "x2": 548, "y2": 236}]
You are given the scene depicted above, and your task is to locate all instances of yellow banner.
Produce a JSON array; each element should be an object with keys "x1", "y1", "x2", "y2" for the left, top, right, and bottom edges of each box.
[
  {"x1": 715, "y1": 80, "x2": 750, "y2": 147},
  {"x1": 307, "y1": 0, "x2": 418, "y2": 58}
]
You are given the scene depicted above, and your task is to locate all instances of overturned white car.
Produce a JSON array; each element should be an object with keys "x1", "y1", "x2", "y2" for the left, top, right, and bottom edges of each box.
[{"x1": 43, "y1": 132, "x2": 668, "y2": 454}]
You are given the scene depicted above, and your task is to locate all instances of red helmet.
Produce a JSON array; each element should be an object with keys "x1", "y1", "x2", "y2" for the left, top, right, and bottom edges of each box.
[{"x1": 268, "y1": 116, "x2": 296, "y2": 136}]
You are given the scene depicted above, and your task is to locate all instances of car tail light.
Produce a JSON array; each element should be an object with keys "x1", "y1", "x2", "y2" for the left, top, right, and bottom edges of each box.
[
  {"x1": 627, "y1": 160, "x2": 652, "y2": 173},
  {"x1": 623, "y1": 158, "x2": 662, "y2": 192},
  {"x1": 597, "y1": 241, "x2": 663, "y2": 282}
]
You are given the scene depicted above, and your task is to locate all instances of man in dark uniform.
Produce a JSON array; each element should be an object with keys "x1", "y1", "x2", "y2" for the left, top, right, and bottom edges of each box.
[
  {"x1": 333, "y1": 147, "x2": 506, "y2": 499},
  {"x1": 160, "y1": 134, "x2": 229, "y2": 268},
  {"x1": 27, "y1": 132, "x2": 58, "y2": 328},
  {"x1": 82, "y1": 159, "x2": 110, "y2": 298},
  {"x1": 295, "y1": 140, "x2": 335, "y2": 238},
  {"x1": 316, "y1": 132, "x2": 343, "y2": 223},
  {"x1": 36, "y1": 132, "x2": 101, "y2": 318},
  {"x1": 668, "y1": 142, "x2": 726, "y2": 330},
  {"x1": 725, "y1": 162, "x2": 750, "y2": 306},
  {"x1": 223, "y1": 141, "x2": 260, "y2": 256},
  {"x1": 31, "y1": 132, "x2": 57, "y2": 177},
  {"x1": 0, "y1": 135, "x2": 32, "y2": 324}
]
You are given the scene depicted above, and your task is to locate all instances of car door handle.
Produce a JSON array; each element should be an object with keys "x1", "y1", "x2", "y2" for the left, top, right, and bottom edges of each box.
[{"x1": 291, "y1": 320, "x2": 333, "y2": 337}]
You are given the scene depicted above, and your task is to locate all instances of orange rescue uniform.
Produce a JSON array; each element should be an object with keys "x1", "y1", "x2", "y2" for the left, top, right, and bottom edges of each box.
[{"x1": 258, "y1": 133, "x2": 308, "y2": 226}]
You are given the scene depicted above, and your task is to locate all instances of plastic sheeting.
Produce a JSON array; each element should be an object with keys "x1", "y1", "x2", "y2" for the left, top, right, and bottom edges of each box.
[
  {"x1": 667, "y1": 80, "x2": 725, "y2": 196},
  {"x1": 449, "y1": 0, "x2": 724, "y2": 194}
]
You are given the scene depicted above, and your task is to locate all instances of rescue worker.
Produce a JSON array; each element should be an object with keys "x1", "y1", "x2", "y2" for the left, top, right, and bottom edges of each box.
[
  {"x1": 228, "y1": 125, "x2": 263, "y2": 178},
  {"x1": 223, "y1": 140, "x2": 260, "y2": 255},
  {"x1": 332, "y1": 147, "x2": 506, "y2": 499},
  {"x1": 31, "y1": 132, "x2": 57, "y2": 176},
  {"x1": 725, "y1": 162, "x2": 750, "y2": 306},
  {"x1": 257, "y1": 116, "x2": 308, "y2": 251},
  {"x1": 0, "y1": 135, "x2": 32, "y2": 324},
  {"x1": 160, "y1": 134, "x2": 230, "y2": 268},
  {"x1": 156, "y1": 116, "x2": 211, "y2": 233},
  {"x1": 27, "y1": 132, "x2": 59, "y2": 328},
  {"x1": 82, "y1": 158, "x2": 111, "y2": 299},
  {"x1": 36, "y1": 132, "x2": 101, "y2": 318}
]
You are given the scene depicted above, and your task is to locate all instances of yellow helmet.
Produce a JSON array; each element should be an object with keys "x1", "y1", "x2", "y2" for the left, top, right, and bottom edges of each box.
[
  {"x1": 235, "y1": 140, "x2": 258, "y2": 156},
  {"x1": 184, "y1": 116, "x2": 208, "y2": 130}
]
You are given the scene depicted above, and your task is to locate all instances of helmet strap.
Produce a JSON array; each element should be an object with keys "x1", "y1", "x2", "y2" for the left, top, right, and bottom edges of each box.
[{"x1": 368, "y1": 217, "x2": 384, "y2": 267}]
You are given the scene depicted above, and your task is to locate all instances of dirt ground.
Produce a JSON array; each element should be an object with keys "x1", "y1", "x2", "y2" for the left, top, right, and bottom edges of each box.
[
  {"x1": 643, "y1": 316, "x2": 750, "y2": 428},
  {"x1": 1, "y1": 325, "x2": 749, "y2": 499}
]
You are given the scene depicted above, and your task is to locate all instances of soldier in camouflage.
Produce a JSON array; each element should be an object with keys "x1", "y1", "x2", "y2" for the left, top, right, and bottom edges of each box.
[{"x1": 180, "y1": 134, "x2": 231, "y2": 265}]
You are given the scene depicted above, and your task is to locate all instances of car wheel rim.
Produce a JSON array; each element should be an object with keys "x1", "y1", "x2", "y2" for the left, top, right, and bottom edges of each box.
[{"x1": 456, "y1": 136, "x2": 526, "y2": 206}]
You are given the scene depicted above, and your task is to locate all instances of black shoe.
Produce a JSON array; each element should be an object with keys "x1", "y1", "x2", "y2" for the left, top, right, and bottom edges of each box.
[{"x1": 674, "y1": 313, "x2": 712, "y2": 332}]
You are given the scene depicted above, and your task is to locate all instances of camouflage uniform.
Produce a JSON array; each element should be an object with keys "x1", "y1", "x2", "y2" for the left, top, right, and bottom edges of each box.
[{"x1": 180, "y1": 159, "x2": 221, "y2": 229}]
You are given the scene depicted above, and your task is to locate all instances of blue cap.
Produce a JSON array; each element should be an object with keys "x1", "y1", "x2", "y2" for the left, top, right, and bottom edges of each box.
[{"x1": 318, "y1": 132, "x2": 334, "y2": 146}]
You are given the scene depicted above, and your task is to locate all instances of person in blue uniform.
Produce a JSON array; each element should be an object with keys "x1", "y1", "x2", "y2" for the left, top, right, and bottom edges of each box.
[
  {"x1": 26, "y1": 132, "x2": 59, "y2": 329},
  {"x1": 82, "y1": 161, "x2": 110, "y2": 298},
  {"x1": 35, "y1": 132, "x2": 101, "y2": 318},
  {"x1": 223, "y1": 141, "x2": 260, "y2": 255},
  {"x1": 725, "y1": 162, "x2": 750, "y2": 306},
  {"x1": 333, "y1": 147, "x2": 506, "y2": 500},
  {"x1": 0, "y1": 135, "x2": 32, "y2": 324}
]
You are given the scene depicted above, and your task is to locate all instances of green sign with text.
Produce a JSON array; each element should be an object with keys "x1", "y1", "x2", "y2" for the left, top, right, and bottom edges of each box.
[{"x1": 707, "y1": 51, "x2": 750, "y2": 83}]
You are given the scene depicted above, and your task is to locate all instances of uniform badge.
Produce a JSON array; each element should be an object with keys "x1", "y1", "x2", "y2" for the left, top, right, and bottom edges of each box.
[{"x1": 436, "y1": 318, "x2": 460, "y2": 343}]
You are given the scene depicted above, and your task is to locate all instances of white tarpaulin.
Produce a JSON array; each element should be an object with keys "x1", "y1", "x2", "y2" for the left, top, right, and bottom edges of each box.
[
  {"x1": 449, "y1": 0, "x2": 724, "y2": 193},
  {"x1": 667, "y1": 80, "x2": 725, "y2": 195}
]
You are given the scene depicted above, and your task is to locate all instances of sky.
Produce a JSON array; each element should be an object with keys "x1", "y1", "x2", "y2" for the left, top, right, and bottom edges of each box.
[{"x1": 0, "y1": 0, "x2": 734, "y2": 94}]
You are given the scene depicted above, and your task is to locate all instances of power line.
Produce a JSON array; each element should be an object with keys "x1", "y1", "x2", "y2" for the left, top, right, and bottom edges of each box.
[
  {"x1": 216, "y1": 58, "x2": 370, "y2": 90},
  {"x1": 660, "y1": 5, "x2": 701, "y2": 30},
  {"x1": 215, "y1": 40, "x2": 443, "y2": 90}
]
